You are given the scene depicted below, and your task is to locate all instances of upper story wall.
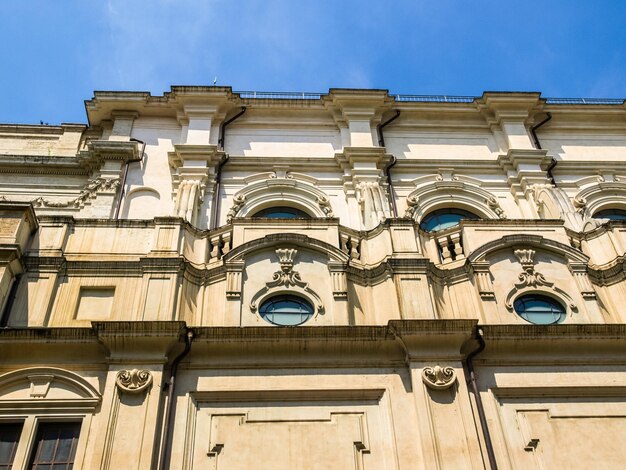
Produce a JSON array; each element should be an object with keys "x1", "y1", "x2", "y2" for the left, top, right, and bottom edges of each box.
[
  {"x1": 0, "y1": 88, "x2": 625, "y2": 329},
  {"x1": 0, "y1": 87, "x2": 624, "y2": 232}
]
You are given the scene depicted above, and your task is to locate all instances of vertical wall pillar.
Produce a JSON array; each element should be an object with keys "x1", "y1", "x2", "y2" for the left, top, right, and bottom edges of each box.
[
  {"x1": 392, "y1": 320, "x2": 484, "y2": 469},
  {"x1": 92, "y1": 322, "x2": 185, "y2": 470}
]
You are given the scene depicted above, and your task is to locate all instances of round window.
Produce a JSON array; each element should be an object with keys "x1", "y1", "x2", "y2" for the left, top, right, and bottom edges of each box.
[
  {"x1": 252, "y1": 206, "x2": 310, "y2": 219},
  {"x1": 593, "y1": 209, "x2": 626, "y2": 221},
  {"x1": 420, "y1": 208, "x2": 479, "y2": 232},
  {"x1": 259, "y1": 295, "x2": 314, "y2": 326},
  {"x1": 513, "y1": 294, "x2": 566, "y2": 325}
]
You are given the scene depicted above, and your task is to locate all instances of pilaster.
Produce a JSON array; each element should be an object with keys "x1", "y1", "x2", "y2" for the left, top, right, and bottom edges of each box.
[
  {"x1": 497, "y1": 148, "x2": 552, "y2": 218},
  {"x1": 168, "y1": 145, "x2": 224, "y2": 225},
  {"x1": 335, "y1": 146, "x2": 392, "y2": 229},
  {"x1": 0, "y1": 203, "x2": 37, "y2": 318},
  {"x1": 390, "y1": 320, "x2": 483, "y2": 470},
  {"x1": 93, "y1": 321, "x2": 186, "y2": 470}
]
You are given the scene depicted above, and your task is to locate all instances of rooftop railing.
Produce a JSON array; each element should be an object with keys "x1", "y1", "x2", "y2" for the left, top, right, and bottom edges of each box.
[
  {"x1": 235, "y1": 90, "x2": 624, "y2": 105},
  {"x1": 393, "y1": 94, "x2": 476, "y2": 103},
  {"x1": 544, "y1": 97, "x2": 624, "y2": 105},
  {"x1": 238, "y1": 91, "x2": 322, "y2": 100}
]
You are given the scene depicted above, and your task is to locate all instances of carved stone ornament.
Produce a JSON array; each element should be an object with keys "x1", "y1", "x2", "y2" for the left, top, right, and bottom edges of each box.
[
  {"x1": 404, "y1": 194, "x2": 418, "y2": 218},
  {"x1": 486, "y1": 195, "x2": 507, "y2": 219},
  {"x1": 115, "y1": 369, "x2": 153, "y2": 394},
  {"x1": 422, "y1": 365, "x2": 457, "y2": 390},
  {"x1": 317, "y1": 195, "x2": 334, "y2": 217},
  {"x1": 513, "y1": 249, "x2": 553, "y2": 289},
  {"x1": 226, "y1": 194, "x2": 246, "y2": 223},
  {"x1": 505, "y1": 248, "x2": 577, "y2": 312},
  {"x1": 250, "y1": 248, "x2": 324, "y2": 314},
  {"x1": 573, "y1": 196, "x2": 587, "y2": 216}
]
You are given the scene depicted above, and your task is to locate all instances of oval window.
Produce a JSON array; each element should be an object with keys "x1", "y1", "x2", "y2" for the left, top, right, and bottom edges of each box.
[
  {"x1": 252, "y1": 206, "x2": 310, "y2": 219},
  {"x1": 420, "y1": 208, "x2": 479, "y2": 232},
  {"x1": 259, "y1": 295, "x2": 314, "y2": 326},
  {"x1": 593, "y1": 209, "x2": 626, "y2": 221},
  {"x1": 513, "y1": 294, "x2": 566, "y2": 325}
]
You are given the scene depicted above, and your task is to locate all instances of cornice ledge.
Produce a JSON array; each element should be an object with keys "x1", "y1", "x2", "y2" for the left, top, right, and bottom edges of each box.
[
  {"x1": 93, "y1": 321, "x2": 187, "y2": 363},
  {"x1": 481, "y1": 323, "x2": 626, "y2": 340},
  {"x1": 0, "y1": 327, "x2": 97, "y2": 343},
  {"x1": 77, "y1": 139, "x2": 140, "y2": 169},
  {"x1": 388, "y1": 319, "x2": 477, "y2": 361}
]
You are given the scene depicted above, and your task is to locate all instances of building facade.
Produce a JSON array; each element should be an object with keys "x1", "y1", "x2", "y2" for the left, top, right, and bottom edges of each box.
[{"x1": 1, "y1": 87, "x2": 626, "y2": 469}]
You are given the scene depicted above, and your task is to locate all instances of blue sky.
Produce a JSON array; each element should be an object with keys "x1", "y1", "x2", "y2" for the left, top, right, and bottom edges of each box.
[{"x1": 1, "y1": 0, "x2": 625, "y2": 124}]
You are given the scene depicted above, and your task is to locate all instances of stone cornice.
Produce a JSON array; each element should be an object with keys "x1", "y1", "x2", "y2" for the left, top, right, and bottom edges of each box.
[{"x1": 478, "y1": 324, "x2": 626, "y2": 364}]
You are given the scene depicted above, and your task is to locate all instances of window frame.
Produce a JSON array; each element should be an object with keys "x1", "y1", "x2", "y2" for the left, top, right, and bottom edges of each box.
[
  {"x1": 513, "y1": 293, "x2": 567, "y2": 325},
  {"x1": 0, "y1": 415, "x2": 88, "y2": 470},
  {"x1": 419, "y1": 208, "x2": 480, "y2": 233},
  {"x1": 258, "y1": 294, "x2": 315, "y2": 326},
  {"x1": 251, "y1": 206, "x2": 312, "y2": 219}
]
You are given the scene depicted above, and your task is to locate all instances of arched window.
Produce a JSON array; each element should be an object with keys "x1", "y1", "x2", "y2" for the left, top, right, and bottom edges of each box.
[
  {"x1": 593, "y1": 208, "x2": 626, "y2": 221},
  {"x1": 259, "y1": 295, "x2": 314, "y2": 326},
  {"x1": 513, "y1": 294, "x2": 566, "y2": 325},
  {"x1": 420, "y1": 208, "x2": 479, "y2": 232},
  {"x1": 252, "y1": 206, "x2": 311, "y2": 219}
]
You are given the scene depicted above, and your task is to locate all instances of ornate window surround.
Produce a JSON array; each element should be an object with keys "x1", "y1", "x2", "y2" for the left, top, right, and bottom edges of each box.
[
  {"x1": 574, "y1": 181, "x2": 626, "y2": 218},
  {"x1": 468, "y1": 234, "x2": 593, "y2": 311},
  {"x1": 223, "y1": 233, "x2": 350, "y2": 301},
  {"x1": 404, "y1": 180, "x2": 506, "y2": 222},
  {"x1": 249, "y1": 248, "x2": 324, "y2": 319},
  {"x1": 226, "y1": 176, "x2": 334, "y2": 222}
]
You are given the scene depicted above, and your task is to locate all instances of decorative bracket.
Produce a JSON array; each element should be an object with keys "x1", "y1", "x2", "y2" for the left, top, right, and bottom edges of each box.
[
  {"x1": 422, "y1": 365, "x2": 457, "y2": 390},
  {"x1": 115, "y1": 369, "x2": 153, "y2": 394}
]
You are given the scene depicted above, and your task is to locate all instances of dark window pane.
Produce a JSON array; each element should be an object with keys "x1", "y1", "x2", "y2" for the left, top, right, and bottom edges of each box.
[
  {"x1": 514, "y1": 294, "x2": 566, "y2": 325},
  {"x1": 252, "y1": 206, "x2": 310, "y2": 219},
  {"x1": 0, "y1": 422, "x2": 23, "y2": 468},
  {"x1": 420, "y1": 209, "x2": 479, "y2": 232},
  {"x1": 30, "y1": 423, "x2": 80, "y2": 469},
  {"x1": 593, "y1": 209, "x2": 626, "y2": 221},
  {"x1": 259, "y1": 295, "x2": 314, "y2": 326}
]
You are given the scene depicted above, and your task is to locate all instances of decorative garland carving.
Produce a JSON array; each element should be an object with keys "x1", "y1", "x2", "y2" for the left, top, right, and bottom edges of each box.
[
  {"x1": 422, "y1": 365, "x2": 457, "y2": 390},
  {"x1": 115, "y1": 369, "x2": 153, "y2": 394},
  {"x1": 250, "y1": 248, "x2": 323, "y2": 314},
  {"x1": 31, "y1": 177, "x2": 120, "y2": 209}
]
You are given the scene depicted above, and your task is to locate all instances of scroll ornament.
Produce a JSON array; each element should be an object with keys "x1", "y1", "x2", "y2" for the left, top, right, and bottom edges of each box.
[
  {"x1": 422, "y1": 365, "x2": 457, "y2": 390},
  {"x1": 115, "y1": 369, "x2": 153, "y2": 394}
]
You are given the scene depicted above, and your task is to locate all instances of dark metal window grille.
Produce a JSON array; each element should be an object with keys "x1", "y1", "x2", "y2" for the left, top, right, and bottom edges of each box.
[
  {"x1": 0, "y1": 423, "x2": 23, "y2": 470},
  {"x1": 29, "y1": 422, "x2": 81, "y2": 470}
]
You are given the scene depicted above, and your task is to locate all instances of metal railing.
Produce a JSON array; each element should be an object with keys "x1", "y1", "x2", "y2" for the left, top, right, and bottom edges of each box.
[
  {"x1": 393, "y1": 94, "x2": 476, "y2": 103},
  {"x1": 238, "y1": 91, "x2": 322, "y2": 100},
  {"x1": 235, "y1": 90, "x2": 624, "y2": 105},
  {"x1": 544, "y1": 97, "x2": 624, "y2": 105}
]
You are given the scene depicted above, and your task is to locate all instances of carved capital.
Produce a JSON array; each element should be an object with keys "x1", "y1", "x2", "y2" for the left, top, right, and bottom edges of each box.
[
  {"x1": 422, "y1": 365, "x2": 457, "y2": 390},
  {"x1": 115, "y1": 369, "x2": 153, "y2": 394}
]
